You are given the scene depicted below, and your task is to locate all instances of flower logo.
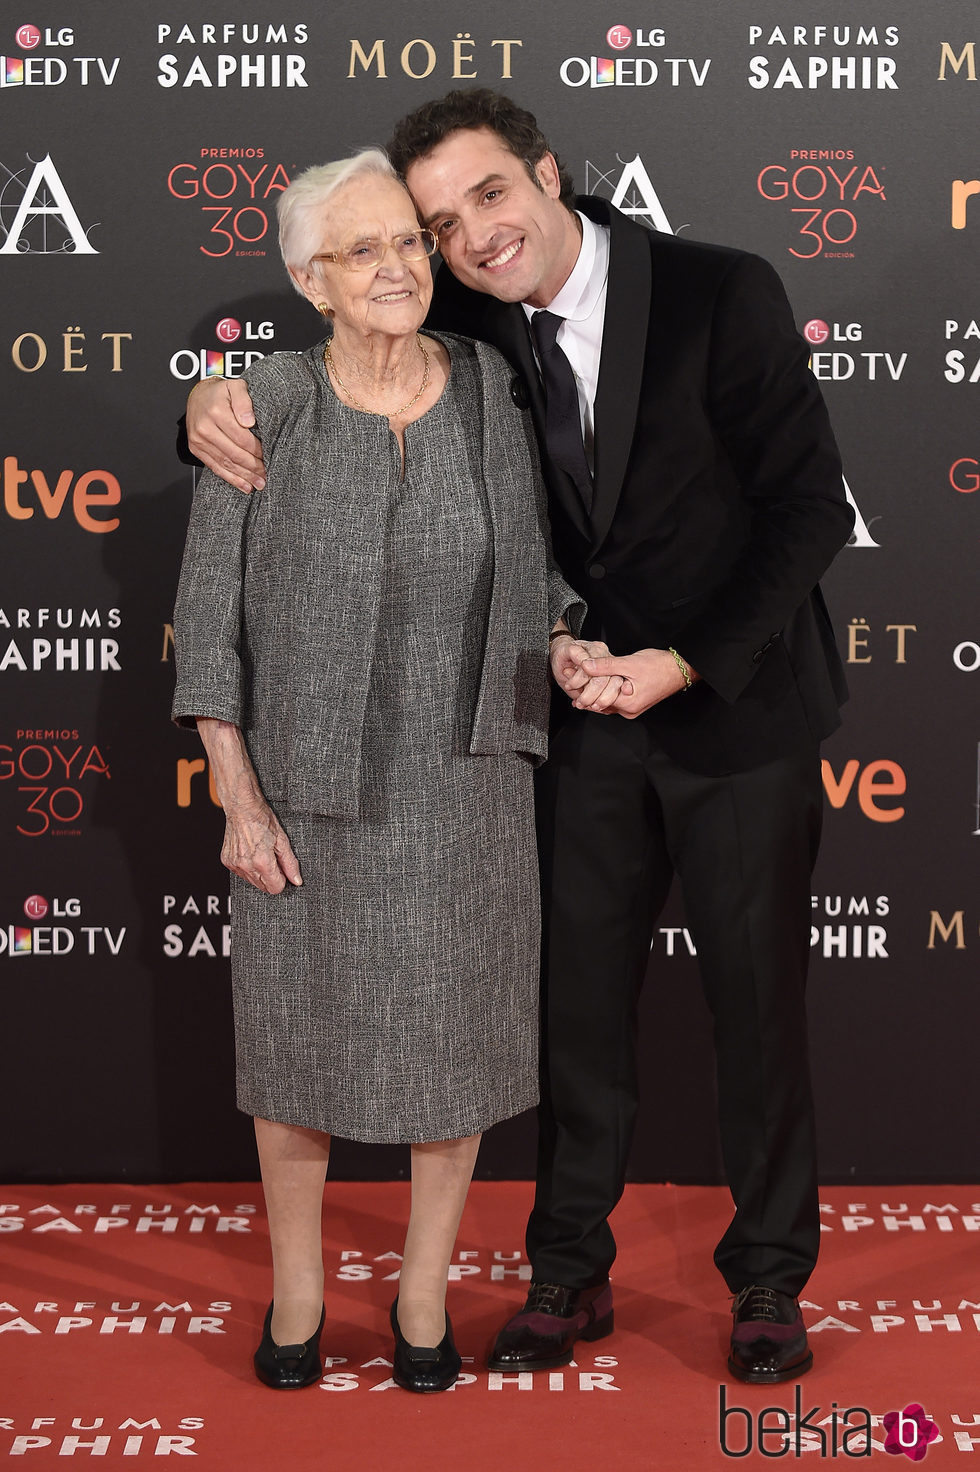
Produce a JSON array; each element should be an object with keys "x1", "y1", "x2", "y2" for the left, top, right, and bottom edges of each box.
[{"x1": 883, "y1": 1404, "x2": 940, "y2": 1461}]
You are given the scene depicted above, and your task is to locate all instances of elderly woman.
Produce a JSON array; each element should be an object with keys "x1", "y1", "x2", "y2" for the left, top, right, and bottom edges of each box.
[{"x1": 171, "y1": 150, "x2": 586, "y2": 1393}]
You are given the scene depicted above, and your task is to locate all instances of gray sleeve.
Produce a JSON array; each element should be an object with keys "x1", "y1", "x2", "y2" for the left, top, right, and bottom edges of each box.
[
  {"x1": 171, "y1": 468, "x2": 259, "y2": 729},
  {"x1": 170, "y1": 351, "x2": 318, "y2": 729}
]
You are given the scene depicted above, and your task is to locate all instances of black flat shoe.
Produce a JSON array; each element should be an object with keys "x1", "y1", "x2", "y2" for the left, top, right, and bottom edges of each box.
[
  {"x1": 390, "y1": 1296, "x2": 461, "y2": 1393},
  {"x1": 253, "y1": 1301, "x2": 325, "y2": 1389}
]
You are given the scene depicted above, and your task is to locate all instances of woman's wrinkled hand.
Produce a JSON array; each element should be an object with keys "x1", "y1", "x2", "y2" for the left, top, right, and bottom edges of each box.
[
  {"x1": 220, "y1": 801, "x2": 303, "y2": 894},
  {"x1": 549, "y1": 636, "x2": 634, "y2": 714}
]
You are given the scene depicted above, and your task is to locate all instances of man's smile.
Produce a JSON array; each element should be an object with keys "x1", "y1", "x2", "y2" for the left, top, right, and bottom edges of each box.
[{"x1": 480, "y1": 237, "x2": 525, "y2": 271}]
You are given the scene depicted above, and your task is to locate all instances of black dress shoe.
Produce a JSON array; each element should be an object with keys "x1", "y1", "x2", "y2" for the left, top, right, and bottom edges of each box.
[
  {"x1": 487, "y1": 1280, "x2": 614, "y2": 1372},
  {"x1": 728, "y1": 1285, "x2": 813, "y2": 1384},
  {"x1": 253, "y1": 1301, "x2": 325, "y2": 1389},
  {"x1": 390, "y1": 1297, "x2": 461, "y2": 1393}
]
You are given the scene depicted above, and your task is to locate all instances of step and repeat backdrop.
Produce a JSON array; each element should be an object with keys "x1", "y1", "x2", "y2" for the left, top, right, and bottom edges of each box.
[{"x1": 1, "y1": 2, "x2": 977, "y2": 1184}]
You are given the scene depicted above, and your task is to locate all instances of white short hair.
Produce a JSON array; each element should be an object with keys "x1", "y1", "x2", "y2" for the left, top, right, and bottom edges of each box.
[{"x1": 277, "y1": 148, "x2": 402, "y2": 291}]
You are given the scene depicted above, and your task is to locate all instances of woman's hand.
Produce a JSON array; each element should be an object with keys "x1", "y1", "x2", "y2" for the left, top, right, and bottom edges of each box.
[
  {"x1": 221, "y1": 799, "x2": 303, "y2": 894},
  {"x1": 195, "y1": 718, "x2": 302, "y2": 893}
]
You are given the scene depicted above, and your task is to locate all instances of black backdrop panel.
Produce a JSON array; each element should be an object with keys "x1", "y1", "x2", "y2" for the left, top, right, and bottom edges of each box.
[{"x1": 1, "y1": 2, "x2": 977, "y2": 1182}]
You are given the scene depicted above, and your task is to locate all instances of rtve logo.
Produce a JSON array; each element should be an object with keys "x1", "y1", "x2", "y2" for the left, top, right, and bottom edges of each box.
[
  {"x1": 2, "y1": 458, "x2": 121, "y2": 532},
  {"x1": 821, "y1": 758, "x2": 906, "y2": 822}
]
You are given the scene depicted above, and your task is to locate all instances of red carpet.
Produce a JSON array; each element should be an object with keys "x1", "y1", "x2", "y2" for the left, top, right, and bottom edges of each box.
[{"x1": 1, "y1": 1182, "x2": 976, "y2": 1467}]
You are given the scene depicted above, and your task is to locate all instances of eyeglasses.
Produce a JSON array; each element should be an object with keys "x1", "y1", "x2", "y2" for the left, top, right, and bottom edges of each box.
[{"x1": 311, "y1": 229, "x2": 438, "y2": 272}]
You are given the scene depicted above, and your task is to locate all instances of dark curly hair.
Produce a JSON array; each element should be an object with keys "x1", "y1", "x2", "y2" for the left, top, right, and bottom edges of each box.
[{"x1": 386, "y1": 88, "x2": 576, "y2": 208}]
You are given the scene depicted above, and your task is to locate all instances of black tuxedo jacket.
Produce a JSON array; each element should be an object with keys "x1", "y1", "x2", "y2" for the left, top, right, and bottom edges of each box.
[{"x1": 427, "y1": 197, "x2": 854, "y2": 776}]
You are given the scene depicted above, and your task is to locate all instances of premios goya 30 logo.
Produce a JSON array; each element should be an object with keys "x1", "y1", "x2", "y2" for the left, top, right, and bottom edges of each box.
[
  {"x1": 0, "y1": 729, "x2": 110, "y2": 837},
  {"x1": 166, "y1": 150, "x2": 291, "y2": 258},
  {"x1": 756, "y1": 151, "x2": 886, "y2": 260}
]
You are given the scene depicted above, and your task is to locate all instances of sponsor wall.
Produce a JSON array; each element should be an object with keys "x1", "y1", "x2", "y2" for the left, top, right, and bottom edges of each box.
[{"x1": 1, "y1": 2, "x2": 976, "y2": 1184}]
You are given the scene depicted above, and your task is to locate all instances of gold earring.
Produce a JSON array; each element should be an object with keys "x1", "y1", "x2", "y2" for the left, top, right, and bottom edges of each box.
[{"x1": 316, "y1": 301, "x2": 333, "y2": 318}]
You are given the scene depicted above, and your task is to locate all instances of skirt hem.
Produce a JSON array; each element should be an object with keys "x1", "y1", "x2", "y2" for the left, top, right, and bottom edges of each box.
[{"x1": 237, "y1": 1088, "x2": 540, "y2": 1145}]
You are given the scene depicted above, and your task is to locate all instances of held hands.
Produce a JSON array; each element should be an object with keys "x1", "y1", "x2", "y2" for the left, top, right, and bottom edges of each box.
[
  {"x1": 186, "y1": 376, "x2": 266, "y2": 493},
  {"x1": 580, "y1": 647, "x2": 697, "y2": 718},
  {"x1": 221, "y1": 798, "x2": 303, "y2": 894},
  {"x1": 550, "y1": 636, "x2": 634, "y2": 714}
]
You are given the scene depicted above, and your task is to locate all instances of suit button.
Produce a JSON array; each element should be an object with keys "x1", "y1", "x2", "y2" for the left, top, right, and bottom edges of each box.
[
  {"x1": 588, "y1": 564, "x2": 605, "y2": 580},
  {"x1": 509, "y1": 375, "x2": 529, "y2": 410}
]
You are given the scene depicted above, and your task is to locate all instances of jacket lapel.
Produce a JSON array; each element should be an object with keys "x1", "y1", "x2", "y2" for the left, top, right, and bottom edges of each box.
[
  {"x1": 479, "y1": 297, "x2": 591, "y2": 542},
  {"x1": 580, "y1": 197, "x2": 653, "y2": 554}
]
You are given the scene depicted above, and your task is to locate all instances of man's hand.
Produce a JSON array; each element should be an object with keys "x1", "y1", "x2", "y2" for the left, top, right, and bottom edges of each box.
[
  {"x1": 550, "y1": 636, "x2": 633, "y2": 713},
  {"x1": 187, "y1": 377, "x2": 266, "y2": 493},
  {"x1": 581, "y1": 647, "x2": 697, "y2": 718}
]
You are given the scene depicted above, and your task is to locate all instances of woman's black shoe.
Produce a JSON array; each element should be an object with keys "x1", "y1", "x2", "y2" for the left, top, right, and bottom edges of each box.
[
  {"x1": 253, "y1": 1301, "x2": 325, "y2": 1389},
  {"x1": 390, "y1": 1297, "x2": 461, "y2": 1393}
]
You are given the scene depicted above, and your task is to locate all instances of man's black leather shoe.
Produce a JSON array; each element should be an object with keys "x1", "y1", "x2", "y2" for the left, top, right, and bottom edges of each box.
[
  {"x1": 390, "y1": 1297, "x2": 461, "y2": 1392},
  {"x1": 487, "y1": 1280, "x2": 614, "y2": 1372},
  {"x1": 253, "y1": 1301, "x2": 325, "y2": 1389},
  {"x1": 728, "y1": 1285, "x2": 813, "y2": 1384}
]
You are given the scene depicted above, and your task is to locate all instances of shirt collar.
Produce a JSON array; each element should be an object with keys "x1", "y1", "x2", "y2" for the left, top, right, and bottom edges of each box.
[{"x1": 521, "y1": 211, "x2": 608, "y2": 325}]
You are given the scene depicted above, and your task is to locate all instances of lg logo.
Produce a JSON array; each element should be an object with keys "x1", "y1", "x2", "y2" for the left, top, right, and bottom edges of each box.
[
  {"x1": 606, "y1": 26, "x2": 632, "y2": 50},
  {"x1": 803, "y1": 319, "x2": 862, "y2": 345},
  {"x1": 214, "y1": 318, "x2": 273, "y2": 344}
]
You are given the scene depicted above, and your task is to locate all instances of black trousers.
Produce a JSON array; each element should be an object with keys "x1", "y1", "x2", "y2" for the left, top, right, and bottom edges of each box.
[{"x1": 527, "y1": 710, "x2": 823, "y2": 1297}]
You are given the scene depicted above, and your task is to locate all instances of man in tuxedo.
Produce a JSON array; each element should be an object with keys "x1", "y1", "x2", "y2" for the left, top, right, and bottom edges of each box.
[{"x1": 184, "y1": 90, "x2": 853, "y2": 1384}]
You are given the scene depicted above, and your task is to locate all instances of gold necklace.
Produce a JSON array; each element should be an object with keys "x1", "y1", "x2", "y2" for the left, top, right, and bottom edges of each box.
[{"x1": 323, "y1": 334, "x2": 430, "y2": 417}]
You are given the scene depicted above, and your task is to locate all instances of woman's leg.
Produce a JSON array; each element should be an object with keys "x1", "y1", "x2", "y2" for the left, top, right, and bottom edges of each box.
[
  {"x1": 398, "y1": 1133, "x2": 482, "y2": 1346},
  {"x1": 254, "y1": 1116, "x2": 331, "y2": 1344}
]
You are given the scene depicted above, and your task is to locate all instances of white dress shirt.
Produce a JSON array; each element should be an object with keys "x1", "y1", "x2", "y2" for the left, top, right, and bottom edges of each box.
[{"x1": 523, "y1": 211, "x2": 610, "y2": 470}]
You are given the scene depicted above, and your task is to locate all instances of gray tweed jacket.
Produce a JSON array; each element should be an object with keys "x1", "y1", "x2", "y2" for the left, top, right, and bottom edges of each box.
[{"x1": 172, "y1": 332, "x2": 584, "y2": 819}]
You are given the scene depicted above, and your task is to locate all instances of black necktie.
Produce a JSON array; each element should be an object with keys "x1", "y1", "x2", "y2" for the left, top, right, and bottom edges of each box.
[{"x1": 530, "y1": 310, "x2": 593, "y2": 513}]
